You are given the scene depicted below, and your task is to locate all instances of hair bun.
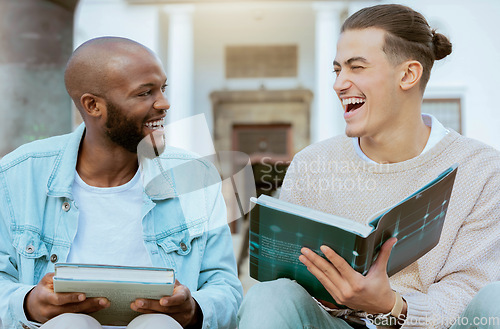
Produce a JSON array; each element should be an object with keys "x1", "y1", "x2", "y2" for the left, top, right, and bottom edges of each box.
[{"x1": 432, "y1": 30, "x2": 452, "y2": 60}]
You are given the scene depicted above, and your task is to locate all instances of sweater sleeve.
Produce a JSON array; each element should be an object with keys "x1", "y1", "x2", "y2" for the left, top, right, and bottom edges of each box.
[
  {"x1": 401, "y1": 170, "x2": 500, "y2": 329},
  {"x1": 279, "y1": 154, "x2": 299, "y2": 203}
]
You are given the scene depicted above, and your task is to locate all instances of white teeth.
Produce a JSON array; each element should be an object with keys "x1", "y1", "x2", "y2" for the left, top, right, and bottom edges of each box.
[
  {"x1": 342, "y1": 98, "x2": 365, "y2": 106},
  {"x1": 145, "y1": 118, "x2": 165, "y2": 129}
]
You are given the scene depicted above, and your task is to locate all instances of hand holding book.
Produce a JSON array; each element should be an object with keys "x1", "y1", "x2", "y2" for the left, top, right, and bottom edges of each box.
[
  {"x1": 299, "y1": 238, "x2": 401, "y2": 315},
  {"x1": 52, "y1": 263, "x2": 176, "y2": 325},
  {"x1": 130, "y1": 279, "x2": 202, "y2": 328},
  {"x1": 249, "y1": 164, "x2": 458, "y2": 305},
  {"x1": 24, "y1": 272, "x2": 110, "y2": 324}
]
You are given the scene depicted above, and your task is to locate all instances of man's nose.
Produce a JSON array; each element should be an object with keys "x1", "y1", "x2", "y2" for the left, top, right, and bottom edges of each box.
[
  {"x1": 154, "y1": 94, "x2": 170, "y2": 112},
  {"x1": 333, "y1": 72, "x2": 351, "y2": 94}
]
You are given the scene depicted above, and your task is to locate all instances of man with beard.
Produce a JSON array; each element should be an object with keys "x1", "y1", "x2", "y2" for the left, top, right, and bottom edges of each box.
[{"x1": 0, "y1": 37, "x2": 242, "y2": 329}]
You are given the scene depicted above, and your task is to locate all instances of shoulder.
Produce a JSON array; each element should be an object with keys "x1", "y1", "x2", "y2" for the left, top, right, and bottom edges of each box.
[
  {"x1": 143, "y1": 146, "x2": 221, "y2": 200},
  {"x1": 441, "y1": 132, "x2": 500, "y2": 202},
  {"x1": 157, "y1": 146, "x2": 216, "y2": 172},
  {"x1": 160, "y1": 146, "x2": 207, "y2": 161},
  {"x1": 292, "y1": 134, "x2": 351, "y2": 162},
  {"x1": 0, "y1": 132, "x2": 72, "y2": 172},
  {"x1": 447, "y1": 132, "x2": 500, "y2": 169}
]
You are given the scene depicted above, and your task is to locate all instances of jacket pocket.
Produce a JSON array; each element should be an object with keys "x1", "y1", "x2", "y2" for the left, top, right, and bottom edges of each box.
[
  {"x1": 12, "y1": 229, "x2": 50, "y2": 284},
  {"x1": 158, "y1": 226, "x2": 204, "y2": 256},
  {"x1": 156, "y1": 223, "x2": 207, "y2": 274},
  {"x1": 13, "y1": 230, "x2": 50, "y2": 259}
]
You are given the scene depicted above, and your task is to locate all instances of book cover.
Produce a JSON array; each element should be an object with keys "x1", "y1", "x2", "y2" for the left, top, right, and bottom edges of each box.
[
  {"x1": 249, "y1": 165, "x2": 458, "y2": 303},
  {"x1": 53, "y1": 264, "x2": 175, "y2": 326}
]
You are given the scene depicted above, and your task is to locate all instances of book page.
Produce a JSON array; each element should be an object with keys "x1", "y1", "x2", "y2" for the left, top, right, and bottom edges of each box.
[{"x1": 253, "y1": 195, "x2": 373, "y2": 237}]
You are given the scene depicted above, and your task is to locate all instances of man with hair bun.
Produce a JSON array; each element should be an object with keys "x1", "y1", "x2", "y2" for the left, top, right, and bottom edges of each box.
[{"x1": 238, "y1": 4, "x2": 500, "y2": 329}]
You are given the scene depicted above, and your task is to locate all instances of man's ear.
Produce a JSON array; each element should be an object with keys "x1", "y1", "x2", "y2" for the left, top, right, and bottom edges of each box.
[
  {"x1": 399, "y1": 61, "x2": 423, "y2": 91},
  {"x1": 80, "y1": 93, "x2": 104, "y2": 118}
]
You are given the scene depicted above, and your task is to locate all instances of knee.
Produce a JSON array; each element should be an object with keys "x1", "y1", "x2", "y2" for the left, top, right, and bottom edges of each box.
[
  {"x1": 246, "y1": 279, "x2": 308, "y2": 303},
  {"x1": 127, "y1": 314, "x2": 182, "y2": 329},
  {"x1": 43, "y1": 313, "x2": 101, "y2": 329},
  {"x1": 467, "y1": 282, "x2": 500, "y2": 316},
  {"x1": 238, "y1": 279, "x2": 330, "y2": 329},
  {"x1": 240, "y1": 279, "x2": 312, "y2": 315}
]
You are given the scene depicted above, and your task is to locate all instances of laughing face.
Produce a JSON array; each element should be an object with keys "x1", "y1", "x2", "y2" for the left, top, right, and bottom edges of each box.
[
  {"x1": 104, "y1": 99, "x2": 166, "y2": 154},
  {"x1": 101, "y1": 50, "x2": 169, "y2": 154},
  {"x1": 333, "y1": 28, "x2": 403, "y2": 139}
]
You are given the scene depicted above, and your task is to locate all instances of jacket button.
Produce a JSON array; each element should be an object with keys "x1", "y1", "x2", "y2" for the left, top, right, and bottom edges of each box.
[
  {"x1": 180, "y1": 242, "x2": 188, "y2": 252},
  {"x1": 62, "y1": 202, "x2": 71, "y2": 212},
  {"x1": 50, "y1": 254, "x2": 58, "y2": 263},
  {"x1": 25, "y1": 245, "x2": 35, "y2": 254}
]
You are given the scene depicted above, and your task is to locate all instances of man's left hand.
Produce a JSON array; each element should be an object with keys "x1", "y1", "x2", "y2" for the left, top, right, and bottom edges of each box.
[
  {"x1": 130, "y1": 280, "x2": 201, "y2": 328},
  {"x1": 299, "y1": 237, "x2": 398, "y2": 314}
]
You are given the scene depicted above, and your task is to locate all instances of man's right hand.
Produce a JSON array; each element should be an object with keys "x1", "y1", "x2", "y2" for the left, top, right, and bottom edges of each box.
[{"x1": 24, "y1": 273, "x2": 110, "y2": 323}]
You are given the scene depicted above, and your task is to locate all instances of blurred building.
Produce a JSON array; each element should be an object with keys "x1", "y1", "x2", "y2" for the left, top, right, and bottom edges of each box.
[
  {"x1": 70, "y1": 0, "x2": 500, "y2": 205},
  {"x1": 0, "y1": 0, "x2": 77, "y2": 156},
  {"x1": 2, "y1": 0, "x2": 500, "y2": 190},
  {"x1": 3, "y1": 0, "x2": 500, "y2": 155},
  {"x1": 72, "y1": 0, "x2": 500, "y2": 151}
]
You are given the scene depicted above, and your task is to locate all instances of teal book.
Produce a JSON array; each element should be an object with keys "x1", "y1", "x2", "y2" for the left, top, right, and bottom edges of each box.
[
  {"x1": 249, "y1": 165, "x2": 458, "y2": 304},
  {"x1": 53, "y1": 263, "x2": 175, "y2": 326}
]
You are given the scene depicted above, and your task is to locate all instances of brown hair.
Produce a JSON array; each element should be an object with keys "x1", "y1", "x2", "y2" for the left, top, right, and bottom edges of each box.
[{"x1": 341, "y1": 4, "x2": 452, "y2": 89}]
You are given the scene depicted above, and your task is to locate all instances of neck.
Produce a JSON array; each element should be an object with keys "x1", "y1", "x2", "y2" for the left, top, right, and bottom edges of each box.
[
  {"x1": 76, "y1": 131, "x2": 139, "y2": 187},
  {"x1": 359, "y1": 113, "x2": 431, "y2": 164}
]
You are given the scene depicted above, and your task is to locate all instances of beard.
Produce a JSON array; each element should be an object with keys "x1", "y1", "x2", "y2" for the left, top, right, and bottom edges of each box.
[{"x1": 104, "y1": 100, "x2": 145, "y2": 154}]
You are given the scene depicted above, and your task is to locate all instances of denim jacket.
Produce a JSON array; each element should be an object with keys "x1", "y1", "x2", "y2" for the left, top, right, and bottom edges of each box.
[{"x1": 0, "y1": 124, "x2": 243, "y2": 329}]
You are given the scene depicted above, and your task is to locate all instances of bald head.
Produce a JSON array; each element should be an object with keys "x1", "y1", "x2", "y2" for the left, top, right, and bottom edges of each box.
[{"x1": 64, "y1": 37, "x2": 158, "y2": 113}]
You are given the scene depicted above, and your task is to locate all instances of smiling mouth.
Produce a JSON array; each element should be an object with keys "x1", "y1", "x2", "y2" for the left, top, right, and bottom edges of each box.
[
  {"x1": 342, "y1": 97, "x2": 366, "y2": 113},
  {"x1": 144, "y1": 118, "x2": 165, "y2": 130}
]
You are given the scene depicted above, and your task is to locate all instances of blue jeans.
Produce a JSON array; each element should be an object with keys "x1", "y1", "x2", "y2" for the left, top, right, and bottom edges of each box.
[
  {"x1": 39, "y1": 313, "x2": 183, "y2": 329},
  {"x1": 450, "y1": 281, "x2": 500, "y2": 329},
  {"x1": 238, "y1": 279, "x2": 356, "y2": 329},
  {"x1": 238, "y1": 279, "x2": 500, "y2": 329}
]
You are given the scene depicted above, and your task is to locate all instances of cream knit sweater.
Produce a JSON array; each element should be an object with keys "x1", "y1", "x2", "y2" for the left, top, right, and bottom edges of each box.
[{"x1": 280, "y1": 130, "x2": 500, "y2": 329}]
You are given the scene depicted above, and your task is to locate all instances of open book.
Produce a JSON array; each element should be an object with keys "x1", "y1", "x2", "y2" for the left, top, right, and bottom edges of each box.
[
  {"x1": 249, "y1": 165, "x2": 458, "y2": 303},
  {"x1": 53, "y1": 264, "x2": 175, "y2": 325}
]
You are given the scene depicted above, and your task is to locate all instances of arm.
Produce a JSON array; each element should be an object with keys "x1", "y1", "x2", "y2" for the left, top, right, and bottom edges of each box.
[
  {"x1": 189, "y1": 184, "x2": 243, "y2": 329},
  {"x1": 0, "y1": 194, "x2": 35, "y2": 329},
  {"x1": 130, "y1": 180, "x2": 243, "y2": 329},
  {"x1": 0, "y1": 172, "x2": 109, "y2": 328},
  {"x1": 300, "y1": 171, "x2": 500, "y2": 329},
  {"x1": 399, "y1": 176, "x2": 500, "y2": 329}
]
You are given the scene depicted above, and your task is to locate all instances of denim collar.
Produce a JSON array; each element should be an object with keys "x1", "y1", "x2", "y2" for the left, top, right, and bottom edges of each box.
[
  {"x1": 46, "y1": 123, "x2": 178, "y2": 200},
  {"x1": 46, "y1": 124, "x2": 85, "y2": 199}
]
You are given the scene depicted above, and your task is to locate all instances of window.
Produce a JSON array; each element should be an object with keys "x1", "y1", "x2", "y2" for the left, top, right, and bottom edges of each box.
[{"x1": 422, "y1": 98, "x2": 462, "y2": 133}]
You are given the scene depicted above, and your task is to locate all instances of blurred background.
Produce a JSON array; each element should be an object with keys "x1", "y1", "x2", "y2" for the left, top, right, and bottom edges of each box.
[{"x1": 1, "y1": 0, "x2": 499, "y2": 288}]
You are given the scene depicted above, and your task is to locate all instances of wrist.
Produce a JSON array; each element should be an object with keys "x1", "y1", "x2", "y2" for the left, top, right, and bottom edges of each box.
[
  {"x1": 389, "y1": 291, "x2": 404, "y2": 318},
  {"x1": 23, "y1": 287, "x2": 37, "y2": 322},
  {"x1": 401, "y1": 298, "x2": 407, "y2": 317},
  {"x1": 186, "y1": 298, "x2": 203, "y2": 329},
  {"x1": 372, "y1": 291, "x2": 407, "y2": 327}
]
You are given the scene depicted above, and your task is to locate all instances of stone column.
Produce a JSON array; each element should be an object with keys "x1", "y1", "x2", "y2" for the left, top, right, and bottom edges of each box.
[
  {"x1": 0, "y1": 0, "x2": 77, "y2": 156},
  {"x1": 163, "y1": 4, "x2": 195, "y2": 149},
  {"x1": 312, "y1": 2, "x2": 345, "y2": 143}
]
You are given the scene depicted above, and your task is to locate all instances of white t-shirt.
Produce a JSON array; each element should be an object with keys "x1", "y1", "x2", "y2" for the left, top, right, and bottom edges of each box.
[
  {"x1": 353, "y1": 113, "x2": 449, "y2": 163},
  {"x1": 29, "y1": 172, "x2": 153, "y2": 328},
  {"x1": 66, "y1": 170, "x2": 153, "y2": 329},
  {"x1": 67, "y1": 170, "x2": 153, "y2": 267}
]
